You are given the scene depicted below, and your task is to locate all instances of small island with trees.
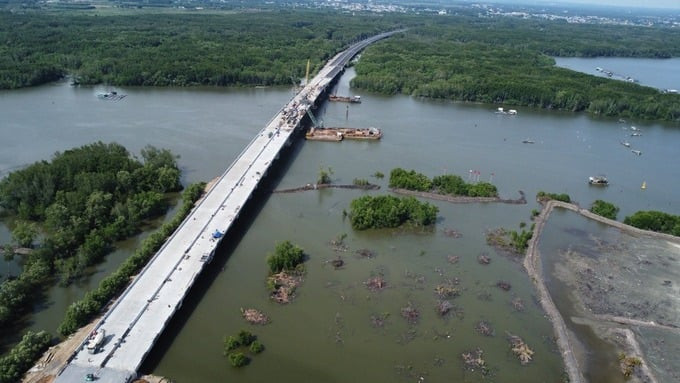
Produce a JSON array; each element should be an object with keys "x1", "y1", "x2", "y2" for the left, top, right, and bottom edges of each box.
[{"x1": 266, "y1": 240, "x2": 307, "y2": 304}]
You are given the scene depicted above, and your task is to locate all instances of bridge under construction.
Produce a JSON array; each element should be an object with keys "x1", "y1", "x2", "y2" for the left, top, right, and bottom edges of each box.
[{"x1": 54, "y1": 30, "x2": 400, "y2": 383}]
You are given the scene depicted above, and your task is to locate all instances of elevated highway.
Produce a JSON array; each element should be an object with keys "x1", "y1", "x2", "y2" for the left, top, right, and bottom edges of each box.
[{"x1": 55, "y1": 30, "x2": 401, "y2": 383}]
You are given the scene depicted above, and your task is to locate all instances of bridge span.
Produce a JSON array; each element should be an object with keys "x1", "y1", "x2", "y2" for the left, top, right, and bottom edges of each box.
[{"x1": 55, "y1": 30, "x2": 400, "y2": 383}]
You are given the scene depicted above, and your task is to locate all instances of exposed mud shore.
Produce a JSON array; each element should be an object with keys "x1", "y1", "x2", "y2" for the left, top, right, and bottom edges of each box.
[{"x1": 525, "y1": 200, "x2": 680, "y2": 383}]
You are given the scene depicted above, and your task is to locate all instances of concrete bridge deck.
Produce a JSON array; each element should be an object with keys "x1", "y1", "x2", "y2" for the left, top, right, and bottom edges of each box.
[{"x1": 55, "y1": 30, "x2": 400, "y2": 383}]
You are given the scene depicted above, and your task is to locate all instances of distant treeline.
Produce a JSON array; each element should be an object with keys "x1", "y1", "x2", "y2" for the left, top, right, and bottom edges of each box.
[
  {"x1": 0, "y1": 11, "x2": 400, "y2": 89},
  {"x1": 2, "y1": 9, "x2": 679, "y2": 121},
  {"x1": 352, "y1": 18, "x2": 680, "y2": 121}
]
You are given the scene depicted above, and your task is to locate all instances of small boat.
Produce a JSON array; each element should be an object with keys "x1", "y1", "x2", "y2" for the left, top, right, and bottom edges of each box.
[
  {"x1": 508, "y1": 109, "x2": 518, "y2": 115},
  {"x1": 631, "y1": 150, "x2": 642, "y2": 156},
  {"x1": 641, "y1": 181, "x2": 647, "y2": 189},
  {"x1": 630, "y1": 126, "x2": 640, "y2": 131},
  {"x1": 588, "y1": 176, "x2": 609, "y2": 186},
  {"x1": 620, "y1": 141, "x2": 631, "y2": 147},
  {"x1": 97, "y1": 91, "x2": 126, "y2": 101},
  {"x1": 630, "y1": 132, "x2": 642, "y2": 137},
  {"x1": 522, "y1": 139, "x2": 534, "y2": 144}
]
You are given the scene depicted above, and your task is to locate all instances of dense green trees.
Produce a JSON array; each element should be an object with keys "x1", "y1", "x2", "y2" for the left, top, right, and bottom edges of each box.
[
  {"x1": 0, "y1": 142, "x2": 183, "y2": 331},
  {"x1": 266, "y1": 241, "x2": 305, "y2": 274},
  {"x1": 349, "y1": 195, "x2": 438, "y2": 230},
  {"x1": 0, "y1": 330, "x2": 52, "y2": 383},
  {"x1": 389, "y1": 168, "x2": 432, "y2": 191},
  {"x1": 623, "y1": 211, "x2": 680, "y2": 236},
  {"x1": 590, "y1": 200, "x2": 620, "y2": 220},
  {"x1": 389, "y1": 168, "x2": 499, "y2": 198},
  {"x1": 3, "y1": 9, "x2": 677, "y2": 121},
  {"x1": 0, "y1": 11, "x2": 398, "y2": 89},
  {"x1": 57, "y1": 181, "x2": 205, "y2": 337},
  {"x1": 353, "y1": 19, "x2": 680, "y2": 121}
]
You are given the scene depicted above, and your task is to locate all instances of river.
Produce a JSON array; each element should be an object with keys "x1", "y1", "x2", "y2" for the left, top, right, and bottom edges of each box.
[
  {"x1": 554, "y1": 57, "x2": 680, "y2": 91},
  {"x1": 1, "y1": 61, "x2": 679, "y2": 382}
]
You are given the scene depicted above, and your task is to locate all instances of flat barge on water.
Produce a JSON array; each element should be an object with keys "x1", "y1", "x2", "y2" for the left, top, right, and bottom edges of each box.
[
  {"x1": 329, "y1": 94, "x2": 362, "y2": 103},
  {"x1": 306, "y1": 127, "x2": 382, "y2": 142}
]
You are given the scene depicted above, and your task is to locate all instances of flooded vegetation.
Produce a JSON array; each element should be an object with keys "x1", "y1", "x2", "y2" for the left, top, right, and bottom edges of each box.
[{"x1": 2, "y1": 59, "x2": 679, "y2": 381}]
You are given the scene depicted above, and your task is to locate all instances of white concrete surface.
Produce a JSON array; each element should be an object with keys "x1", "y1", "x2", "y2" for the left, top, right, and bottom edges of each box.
[{"x1": 55, "y1": 31, "x2": 399, "y2": 383}]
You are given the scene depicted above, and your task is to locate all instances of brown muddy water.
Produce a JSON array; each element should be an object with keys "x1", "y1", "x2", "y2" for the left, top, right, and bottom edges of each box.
[{"x1": 1, "y1": 62, "x2": 679, "y2": 382}]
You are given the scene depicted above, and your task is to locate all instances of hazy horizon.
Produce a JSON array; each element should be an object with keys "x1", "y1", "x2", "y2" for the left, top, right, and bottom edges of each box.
[{"x1": 500, "y1": 0, "x2": 680, "y2": 10}]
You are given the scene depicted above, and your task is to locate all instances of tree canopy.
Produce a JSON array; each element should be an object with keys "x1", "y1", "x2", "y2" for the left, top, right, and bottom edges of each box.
[
  {"x1": 349, "y1": 195, "x2": 438, "y2": 230},
  {"x1": 266, "y1": 241, "x2": 305, "y2": 274},
  {"x1": 0, "y1": 10, "x2": 399, "y2": 89},
  {"x1": 0, "y1": 142, "x2": 182, "y2": 331},
  {"x1": 623, "y1": 210, "x2": 680, "y2": 236},
  {"x1": 352, "y1": 18, "x2": 680, "y2": 121},
  {"x1": 389, "y1": 168, "x2": 498, "y2": 198},
  {"x1": 590, "y1": 200, "x2": 619, "y2": 220}
]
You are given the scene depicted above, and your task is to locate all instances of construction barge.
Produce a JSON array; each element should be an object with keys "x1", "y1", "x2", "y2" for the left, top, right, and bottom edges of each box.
[
  {"x1": 305, "y1": 127, "x2": 382, "y2": 142},
  {"x1": 329, "y1": 94, "x2": 362, "y2": 103}
]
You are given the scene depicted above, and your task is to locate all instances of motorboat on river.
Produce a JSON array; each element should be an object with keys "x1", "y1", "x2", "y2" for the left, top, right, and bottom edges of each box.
[{"x1": 588, "y1": 176, "x2": 609, "y2": 186}]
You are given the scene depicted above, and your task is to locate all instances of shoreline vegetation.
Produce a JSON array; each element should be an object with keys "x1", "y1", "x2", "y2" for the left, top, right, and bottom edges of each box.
[
  {"x1": 0, "y1": 142, "x2": 206, "y2": 382},
  {"x1": 0, "y1": 143, "x2": 183, "y2": 332},
  {"x1": 352, "y1": 21, "x2": 680, "y2": 122},
  {"x1": 389, "y1": 168, "x2": 500, "y2": 198},
  {"x1": 0, "y1": 11, "x2": 395, "y2": 90},
  {"x1": 13, "y1": 181, "x2": 205, "y2": 383},
  {"x1": 1, "y1": 10, "x2": 679, "y2": 121}
]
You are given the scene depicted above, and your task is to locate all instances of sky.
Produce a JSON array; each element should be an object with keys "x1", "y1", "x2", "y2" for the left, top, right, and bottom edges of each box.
[{"x1": 523, "y1": 0, "x2": 680, "y2": 10}]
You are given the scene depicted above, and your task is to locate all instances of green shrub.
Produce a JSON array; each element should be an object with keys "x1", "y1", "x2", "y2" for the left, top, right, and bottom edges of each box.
[
  {"x1": 624, "y1": 210, "x2": 680, "y2": 236},
  {"x1": 236, "y1": 330, "x2": 256, "y2": 346},
  {"x1": 228, "y1": 352, "x2": 249, "y2": 368},
  {"x1": 389, "y1": 168, "x2": 432, "y2": 191},
  {"x1": 349, "y1": 195, "x2": 438, "y2": 230},
  {"x1": 249, "y1": 341, "x2": 264, "y2": 354},
  {"x1": 0, "y1": 330, "x2": 52, "y2": 383},
  {"x1": 590, "y1": 200, "x2": 620, "y2": 220},
  {"x1": 266, "y1": 241, "x2": 305, "y2": 274},
  {"x1": 224, "y1": 336, "x2": 240, "y2": 352},
  {"x1": 536, "y1": 191, "x2": 571, "y2": 203}
]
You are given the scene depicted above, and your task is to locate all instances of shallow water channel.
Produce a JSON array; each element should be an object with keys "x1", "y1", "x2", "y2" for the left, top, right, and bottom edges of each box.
[{"x1": 1, "y1": 62, "x2": 679, "y2": 381}]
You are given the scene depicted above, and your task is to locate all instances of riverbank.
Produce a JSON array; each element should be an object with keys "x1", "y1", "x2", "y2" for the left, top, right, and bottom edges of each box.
[{"x1": 525, "y1": 199, "x2": 680, "y2": 383}]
